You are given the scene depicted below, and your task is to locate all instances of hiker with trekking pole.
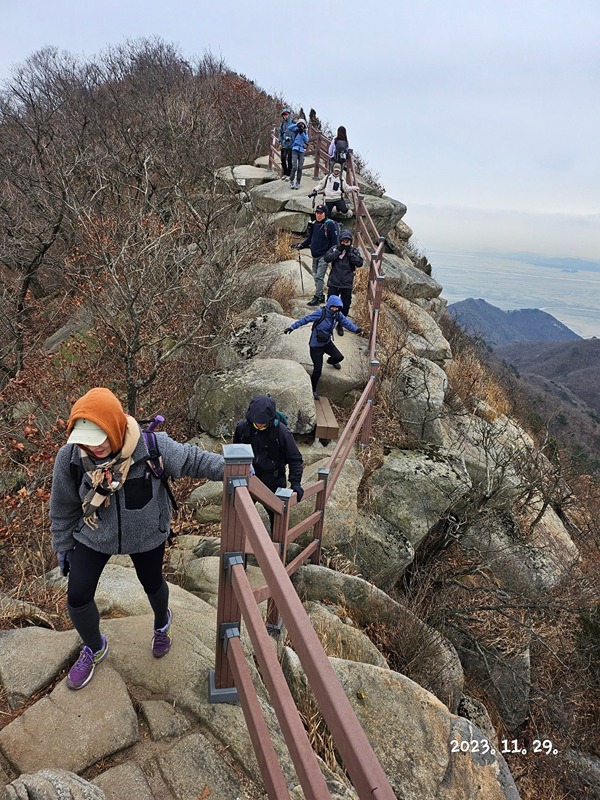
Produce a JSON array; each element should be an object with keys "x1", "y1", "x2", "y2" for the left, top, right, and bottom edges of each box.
[{"x1": 50, "y1": 387, "x2": 225, "y2": 690}]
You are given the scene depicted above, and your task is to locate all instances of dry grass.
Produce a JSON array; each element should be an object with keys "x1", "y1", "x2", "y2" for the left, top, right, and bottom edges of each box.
[{"x1": 267, "y1": 275, "x2": 296, "y2": 314}]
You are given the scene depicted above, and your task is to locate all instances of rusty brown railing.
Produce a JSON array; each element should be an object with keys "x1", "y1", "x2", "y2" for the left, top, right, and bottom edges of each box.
[
  {"x1": 210, "y1": 446, "x2": 396, "y2": 800},
  {"x1": 209, "y1": 123, "x2": 393, "y2": 798}
]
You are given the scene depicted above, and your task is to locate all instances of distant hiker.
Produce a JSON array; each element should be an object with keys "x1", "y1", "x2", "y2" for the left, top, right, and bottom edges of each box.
[
  {"x1": 310, "y1": 162, "x2": 359, "y2": 219},
  {"x1": 328, "y1": 125, "x2": 350, "y2": 172},
  {"x1": 294, "y1": 204, "x2": 339, "y2": 306},
  {"x1": 278, "y1": 108, "x2": 294, "y2": 179},
  {"x1": 284, "y1": 295, "x2": 362, "y2": 399},
  {"x1": 325, "y1": 229, "x2": 364, "y2": 336},
  {"x1": 289, "y1": 118, "x2": 309, "y2": 190},
  {"x1": 233, "y1": 396, "x2": 304, "y2": 529},
  {"x1": 50, "y1": 387, "x2": 225, "y2": 690}
]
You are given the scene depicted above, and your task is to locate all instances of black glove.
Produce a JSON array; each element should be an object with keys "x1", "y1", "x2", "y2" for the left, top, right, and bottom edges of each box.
[
  {"x1": 291, "y1": 484, "x2": 304, "y2": 501},
  {"x1": 284, "y1": 327, "x2": 292, "y2": 334},
  {"x1": 57, "y1": 549, "x2": 74, "y2": 577},
  {"x1": 308, "y1": 191, "x2": 317, "y2": 198}
]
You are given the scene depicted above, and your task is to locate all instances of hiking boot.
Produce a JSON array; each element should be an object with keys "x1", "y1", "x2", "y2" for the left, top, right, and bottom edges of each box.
[
  {"x1": 67, "y1": 635, "x2": 108, "y2": 690},
  {"x1": 290, "y1": 182, "x2": 295, "y2": 189},
  {"x1": 152, "y1": 608, "x2": 172, "y2": 658},
  {"x1": 307, "y1": 295, "x2": 321, "y2": 306},
  {"x1": 327, "y1": 357, "x2": 342, "y2": 370},
  {"x1": 295, "y1": 181, "x2": 300, "y2": 189},
  {"x1": 336, "y1": 322, "x2": 344, "y2": 336}
]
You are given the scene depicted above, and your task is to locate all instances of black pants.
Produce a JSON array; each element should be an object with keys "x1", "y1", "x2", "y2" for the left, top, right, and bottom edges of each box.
[
  {"x1": 327, "y1": 285, "x2": 353, "y2": 316},
  {"x1": 310, "y1": 342, "x2": 344, "y2": 391},
  {"x1": 326, "y1": 198, "x2": 349, "y2": 217},
  {"x1": 281, "y1": 148, "x2": 292, "y2": 176},
  {"x1": 67, "y1": 540, "x2": 166, "y2": 607}
]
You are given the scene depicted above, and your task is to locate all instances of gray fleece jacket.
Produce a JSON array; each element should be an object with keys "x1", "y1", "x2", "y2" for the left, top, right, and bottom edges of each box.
[{"x1": 50, "y1": 431, "x2": 224, "y2": 556}]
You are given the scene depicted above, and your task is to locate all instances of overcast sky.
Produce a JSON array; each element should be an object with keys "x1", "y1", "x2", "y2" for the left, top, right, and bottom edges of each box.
[{"x1": 0, "y1": 0, "x2": 598, "y2": 260}]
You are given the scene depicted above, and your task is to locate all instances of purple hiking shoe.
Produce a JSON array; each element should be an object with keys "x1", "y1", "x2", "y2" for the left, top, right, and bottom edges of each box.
[
  {"x1": 67, "y1": 635, "x2": 108, "y2": 690},
  {"x1": 152, "y1": 608, "x2": 172, "y2": 658}
]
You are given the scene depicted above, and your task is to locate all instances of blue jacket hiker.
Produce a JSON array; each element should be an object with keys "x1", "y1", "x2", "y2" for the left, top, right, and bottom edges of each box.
[
  {"x1": 50, "y1": 387, "x2": 225, "y2": 691},
  {"x1": 289, "y1": 119, "x2": 309, "y2": 190},
  {"x1": 284, "y1": 295, "x2": 362, "y2": 398},
  {"x1": 295, "y1": 204, "x2": 339, "y2": 306}
]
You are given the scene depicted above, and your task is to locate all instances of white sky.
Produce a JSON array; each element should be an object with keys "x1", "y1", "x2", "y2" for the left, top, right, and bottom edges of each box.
[{"x1": 0, "y1": 0, "x2": 598, "y2": 259}]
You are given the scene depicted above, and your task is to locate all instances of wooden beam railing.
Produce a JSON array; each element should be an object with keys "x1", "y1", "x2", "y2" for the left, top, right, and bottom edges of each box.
[
  {"x1": 209, "y1": 123, "x2": 395, "y2": 798},
  {"x1": 210, "y1": 445, "x2": 396, "y2": 800}
]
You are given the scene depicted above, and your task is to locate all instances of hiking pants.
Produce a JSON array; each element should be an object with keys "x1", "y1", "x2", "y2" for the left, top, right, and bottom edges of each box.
[
  {"x1": 327, "y1": 285, "x2": 353, "y2": 316},
  {"x1": 310, "y1": 342, "x2": 344, "y2": 391},
  {"x1": 326, "y1": 198, "x2": 349, "y2": 217},
  {"x1": 290, "y1": 150, "x2": 305, "y2": 184},
  {"x1": 281, "y1": 147, "x2": 292, "y2": 177},
  {"x1": 67, "y1": 540, "x2": 167, "y2": 649},
  {"x1": 311, "y1": 256, "x2": 328, "y2": 296}
]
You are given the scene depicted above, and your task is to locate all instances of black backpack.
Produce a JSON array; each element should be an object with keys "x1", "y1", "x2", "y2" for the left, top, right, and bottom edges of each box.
[{"x1": 334, "y1": 139, "x2": 349, "y2": 165}]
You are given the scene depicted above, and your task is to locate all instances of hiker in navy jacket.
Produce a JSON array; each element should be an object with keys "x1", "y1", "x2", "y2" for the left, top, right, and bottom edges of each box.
[
  {"x1": 325, "y1": 229, "x2": 364, "y2": 336},
  {"x1": 295, "y1": 204, "x2": 339, "y2": 307},
  {"x1": 289, "y1": 118, "x2": 309, "y2": 190},
  {"x1": 278, "y1": 108, "x2": 294, "y2": 178},
  {"x1": 233, "y1": 395, "x2": 304, "y2": 529},
  {"x1": 50, "y1": 387, "x2": 224, "y2": 690},
  {"x1": 284, "y1": 295, "x2": 362, "y2": 398}
]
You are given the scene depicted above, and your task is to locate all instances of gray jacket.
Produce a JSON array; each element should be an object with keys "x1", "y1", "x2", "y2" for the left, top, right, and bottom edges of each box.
[{"x1": 50, "y1": 431, "x2": 224, "y2": 555}]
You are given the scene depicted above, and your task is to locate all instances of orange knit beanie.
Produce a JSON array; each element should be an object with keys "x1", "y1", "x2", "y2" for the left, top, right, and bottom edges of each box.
[{"x1": 67, "y1": 388, "x2": 128, "y2": 454}]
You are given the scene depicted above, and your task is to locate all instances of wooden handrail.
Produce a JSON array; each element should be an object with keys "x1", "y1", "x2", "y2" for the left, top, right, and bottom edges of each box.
[{"x1": 210, "y1": 121, "x2": 396, "y2": 796}]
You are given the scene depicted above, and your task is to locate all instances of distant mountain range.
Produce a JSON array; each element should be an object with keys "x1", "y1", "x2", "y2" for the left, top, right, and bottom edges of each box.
[
  {"x1": 448, "y1": 298, "x2": 600, "y2": 467},
  {"x1": 447, "y1": 298, "x2": 581, "y2": 348}
]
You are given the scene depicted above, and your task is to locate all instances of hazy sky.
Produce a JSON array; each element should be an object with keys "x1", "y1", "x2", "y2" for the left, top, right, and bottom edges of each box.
[{"x1": 0, "y1": 0, "x2": 598, "y2": 260}]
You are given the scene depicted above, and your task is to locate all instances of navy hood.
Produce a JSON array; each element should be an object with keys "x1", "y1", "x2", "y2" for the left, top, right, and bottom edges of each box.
[
  {"x1": 339, "y1": 229, "x2": 353, "y2": 242},
  {"x1": 245, "y1": 395, "x2": 276, "y2": 425}
]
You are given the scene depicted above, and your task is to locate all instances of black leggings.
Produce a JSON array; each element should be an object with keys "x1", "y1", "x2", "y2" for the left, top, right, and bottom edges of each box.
[
  {"x1": 309, "y1": 342, "x2": 344, "y2": 390},
  {"x1": 67, "y1": 540, "x2": 166, "y2": 608}
]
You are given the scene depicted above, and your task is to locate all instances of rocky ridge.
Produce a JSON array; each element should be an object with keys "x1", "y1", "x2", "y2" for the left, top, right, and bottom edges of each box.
[{"x1": 0, "y1": 156, "x2": 587, "y2": 800}]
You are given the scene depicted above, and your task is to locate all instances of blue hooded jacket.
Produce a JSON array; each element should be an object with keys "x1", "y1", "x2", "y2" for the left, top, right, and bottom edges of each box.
[{"x1": 289, "y1": 305, "x2": 360, "y2": 348}]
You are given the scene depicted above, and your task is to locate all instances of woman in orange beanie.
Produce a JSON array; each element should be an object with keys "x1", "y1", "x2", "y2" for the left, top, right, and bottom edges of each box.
[{"x1": 50, "y1": 387, "x2": 224, "y2": 690}]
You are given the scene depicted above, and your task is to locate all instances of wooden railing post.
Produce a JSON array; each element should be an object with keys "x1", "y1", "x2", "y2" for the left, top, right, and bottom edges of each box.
[
  {"x1": 209, "y1": 443, "x2": 254, "y2": 703},
  {"x1": 311, "y1": 468, "x2": 329, "y2": 566},
  {"x1": 266, "y1": 486, "x2": 293, "y2": 630},
  {"x1": 359, "y1": 360, "x2": 380, "y2": 446}
]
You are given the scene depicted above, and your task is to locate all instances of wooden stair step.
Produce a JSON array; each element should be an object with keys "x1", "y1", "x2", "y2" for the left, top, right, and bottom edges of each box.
[{"x1": 315, "y1": 396, "x2": 339, "y2": 440}]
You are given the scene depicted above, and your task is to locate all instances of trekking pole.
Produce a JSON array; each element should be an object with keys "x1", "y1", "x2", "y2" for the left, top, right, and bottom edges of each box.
[{"x1": 297, "y1": 251, "x2": 305, "y2": 294}]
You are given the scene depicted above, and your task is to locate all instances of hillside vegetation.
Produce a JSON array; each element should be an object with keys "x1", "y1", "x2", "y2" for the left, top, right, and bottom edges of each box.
[{"x1": 1, "y1": 39, "x2": 599, "y2": 800}]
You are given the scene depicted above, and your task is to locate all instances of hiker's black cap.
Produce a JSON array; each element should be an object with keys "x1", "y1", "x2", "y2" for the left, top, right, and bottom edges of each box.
[{"x1": 315, "y1": 204, "x2": 326, "y2": 214}]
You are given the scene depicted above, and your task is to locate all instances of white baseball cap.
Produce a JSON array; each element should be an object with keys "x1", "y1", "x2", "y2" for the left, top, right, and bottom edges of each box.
[{"x1": 67, "y1": 418, "x2": 108, "y2": 447}]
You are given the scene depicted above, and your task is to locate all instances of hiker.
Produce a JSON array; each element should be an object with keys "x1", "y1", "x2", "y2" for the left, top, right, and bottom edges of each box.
[
  {"x1": 325, "y1": 229, "x2": 364, "y2": 336},
  {"x1": 289, "y1": 118, "x2": 309, "y2": 190},
  {"x1": 233, "y1": 396, "x2": 304, "y2": 529},
  {"x1": 310, "y1": 162, "x2": 359, "y2": 219},
  {"x1": 278, "y1": 108, "x2": 294, "y2": 179},
  {"x1": 50, "y1": 387, "x2": 225, "y2": 690},
  {"x1": 294, "y1": 204, "x2": 339, "y2": 306},
  {"x1": 284, "y1": 295, "x2": 362, "y2": 399},
  {"x1": 328, "y1": 125, "x2": 350, "y2": 172}
]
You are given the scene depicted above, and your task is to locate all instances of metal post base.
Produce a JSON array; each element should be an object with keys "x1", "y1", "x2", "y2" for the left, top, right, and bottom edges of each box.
[{"x1": 208, "y1": 669, "x2": 239, "y2": 704}]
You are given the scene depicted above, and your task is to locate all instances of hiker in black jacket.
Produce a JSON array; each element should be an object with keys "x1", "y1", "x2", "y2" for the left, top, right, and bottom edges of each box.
[
  {"x1": 233, "y1": 396, "x2": 304, "y2": 529},
  {"x1": 294, "y1": 204, "x2": 339, "y2": 306},
  {"x1": 324, "y1": 229, "x2": 364, "y2": 336}
]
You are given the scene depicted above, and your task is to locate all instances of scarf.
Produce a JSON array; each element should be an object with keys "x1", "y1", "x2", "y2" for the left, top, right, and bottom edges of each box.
[{"x1": 80, "y1": 416, "x2": 140, "y2": 529}]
